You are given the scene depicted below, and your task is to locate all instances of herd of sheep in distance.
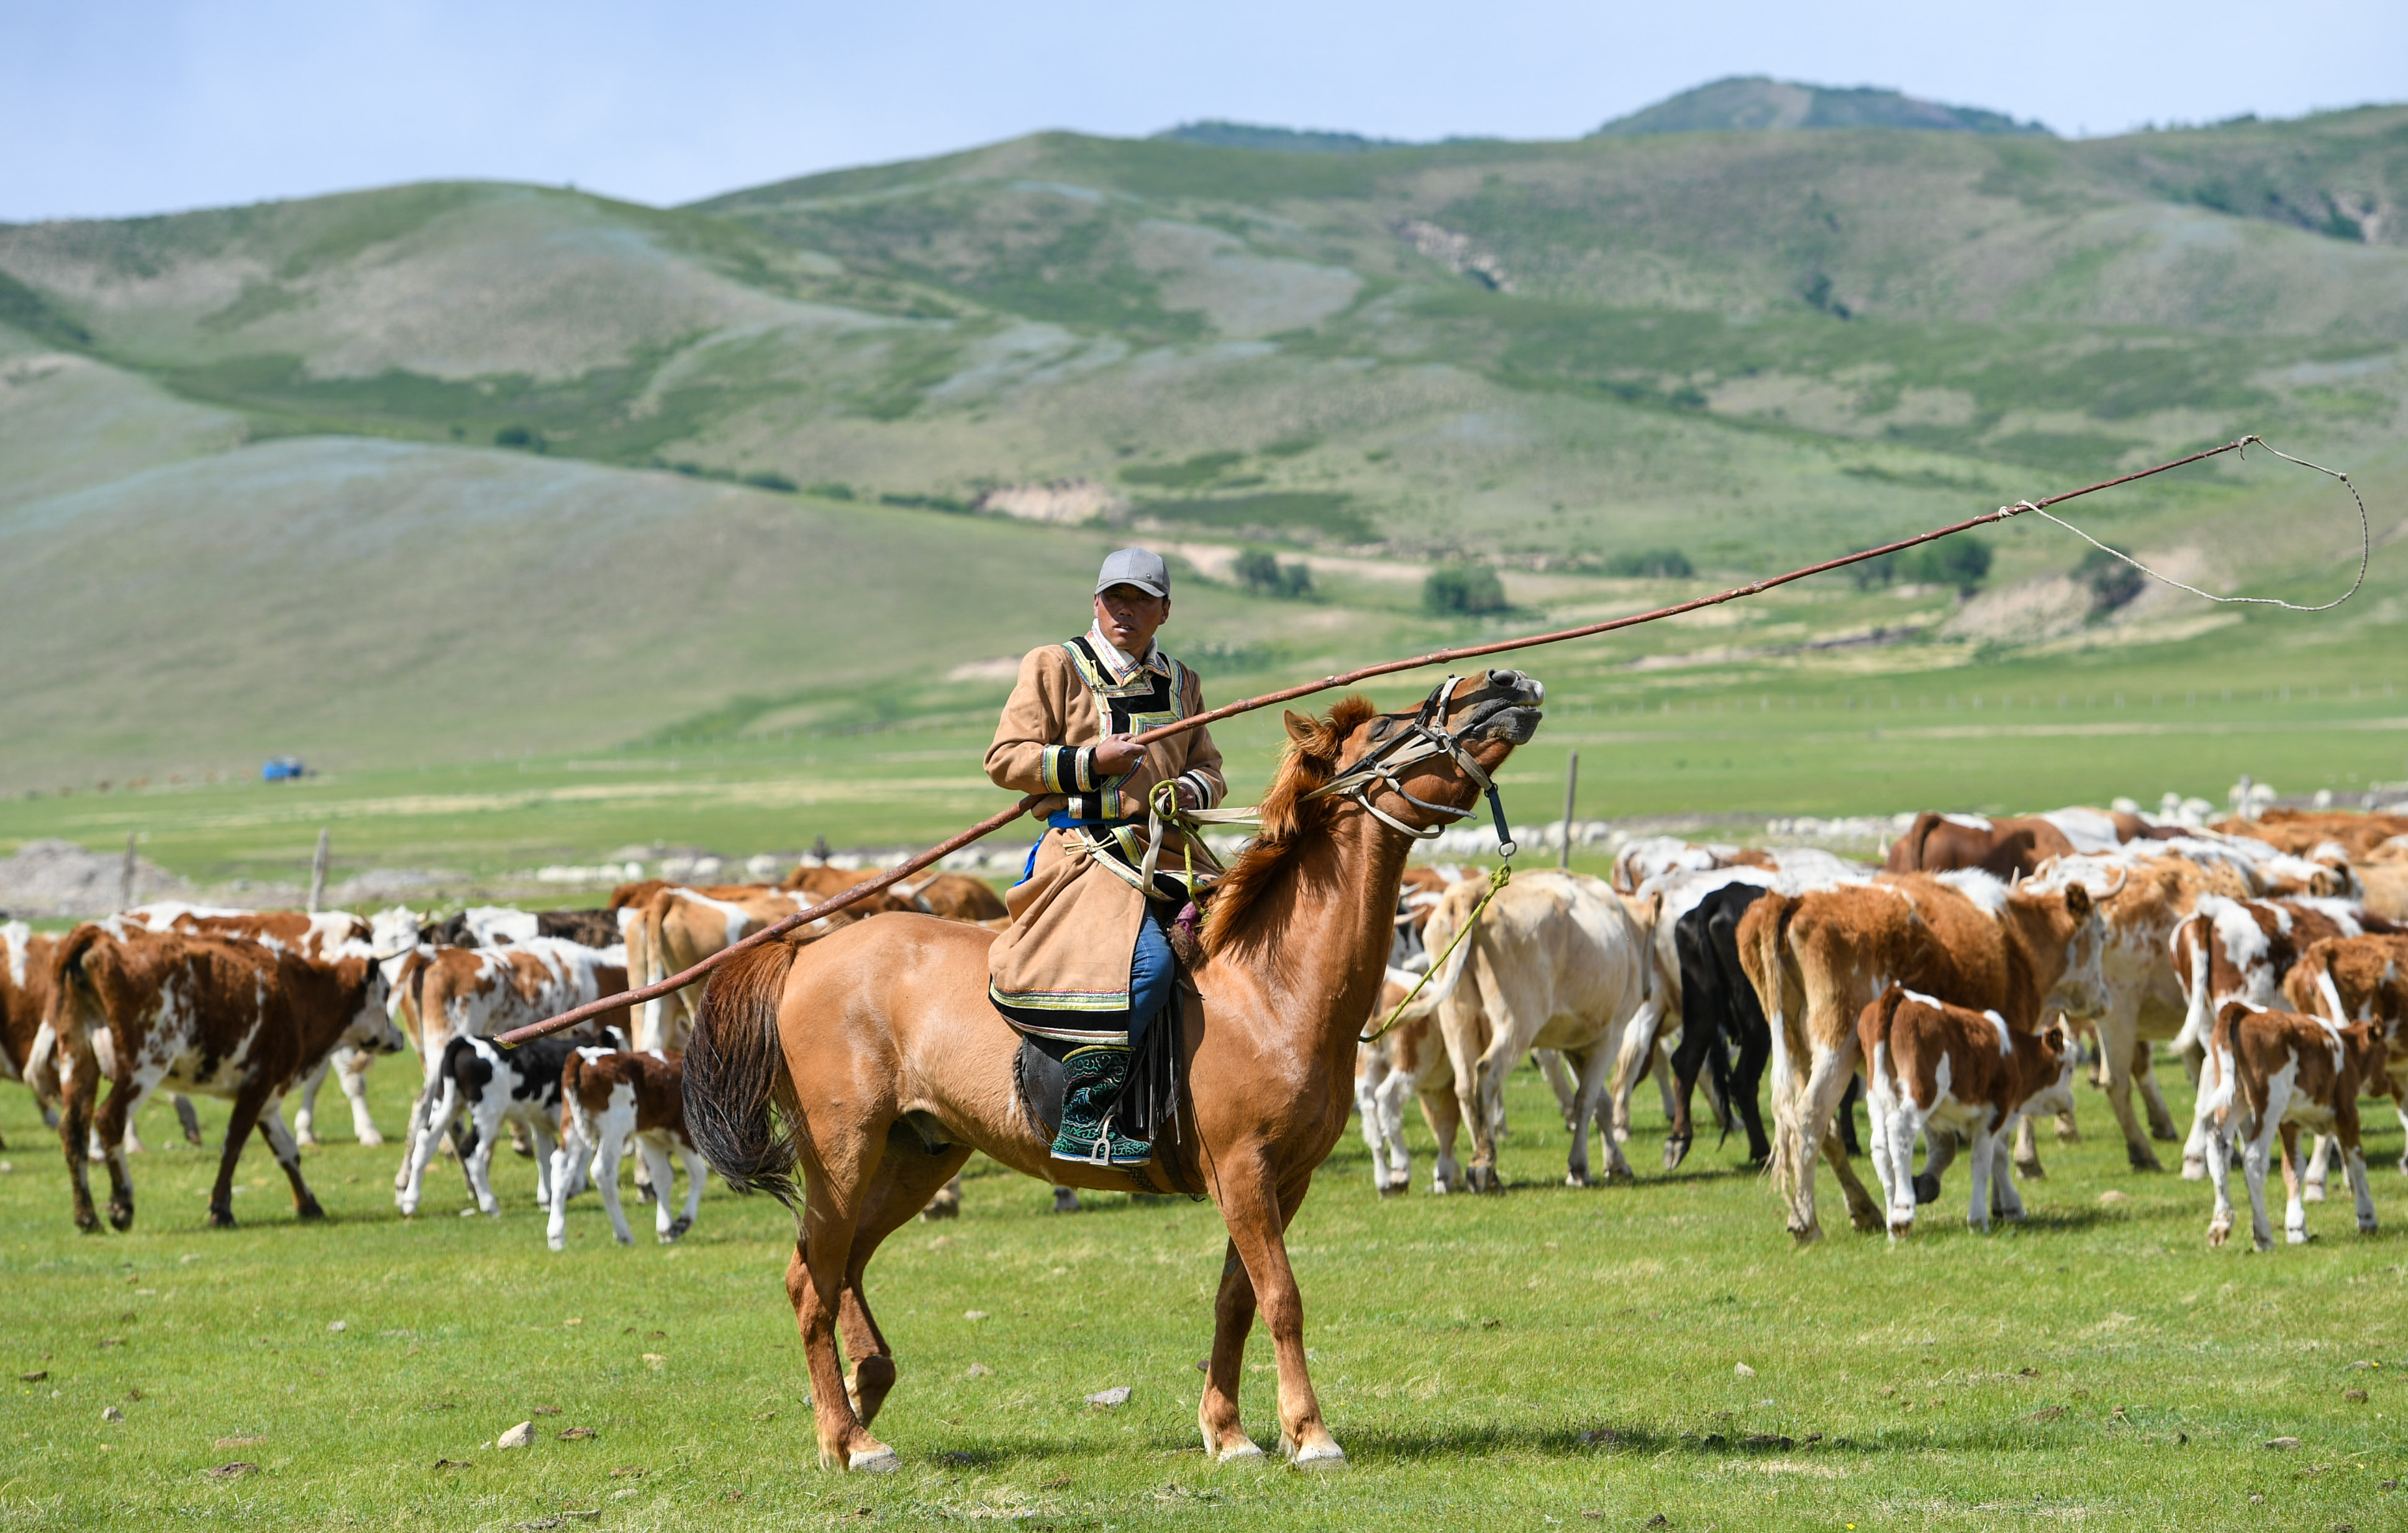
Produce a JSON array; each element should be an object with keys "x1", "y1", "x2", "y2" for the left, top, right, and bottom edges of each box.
[{"x1": 6, "y1": 802, "x2": 2407, "y2": 1253}]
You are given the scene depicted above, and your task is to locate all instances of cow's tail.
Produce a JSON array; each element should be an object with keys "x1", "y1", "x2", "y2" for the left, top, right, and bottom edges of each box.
[
  {"x1": 2171, "y1": 912, "x2": 2214, "y2": 1057},
  {"x1": 1388, "y1": 886, "x2": 1483, "y2": 1028},
  {"x1": 1744, "y1": 891, "x2": 1803, "y2": 1198},
  {"x1": 43, "y1": 923, "x2": 111, "y2": 1061},
  {"x1": 681, "y1": 938, "x2": 802, "y2": 1208}
]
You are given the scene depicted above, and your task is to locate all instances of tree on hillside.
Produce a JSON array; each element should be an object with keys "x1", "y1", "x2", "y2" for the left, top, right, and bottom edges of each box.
[
  {"x1": 1234, "y1": 548, "x2": 1314, "y2": 599},
  {"x1": 1424, "y1": 563, "x2": 1507, "y2": 615},
  {"x1": 2076, "y1": 545, "x2": 2144, "y2": 614},
  {"x1": 1607, "y1": 548, "x2": 1693, "y2": 578}
]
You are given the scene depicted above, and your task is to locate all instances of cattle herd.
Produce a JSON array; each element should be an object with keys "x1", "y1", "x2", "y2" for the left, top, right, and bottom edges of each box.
[
  {"x1": 0, "y1": 865, "x2": 1003, "y2": 1242},
  {"x1": 1360, "y1": 803, "x2": 2408, "y2": 1249},
  {"x1": 5, "y1": 805, "x2": 2407, "y2": 1255}
]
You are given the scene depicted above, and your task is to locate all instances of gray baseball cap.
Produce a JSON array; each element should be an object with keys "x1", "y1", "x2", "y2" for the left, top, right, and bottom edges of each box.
[{"x1": 1094, "y1": 546, "x2": 1170, "y2": 599}]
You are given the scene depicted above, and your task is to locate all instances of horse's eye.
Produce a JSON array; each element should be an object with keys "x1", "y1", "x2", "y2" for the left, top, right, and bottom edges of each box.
[{"x1": 1369, "y1": 718, "x2": 1395, "y2": 741}]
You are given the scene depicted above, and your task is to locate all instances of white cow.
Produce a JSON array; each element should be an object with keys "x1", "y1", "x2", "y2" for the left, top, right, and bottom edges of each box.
[{"x1": 1408, "y1": 869, "x2": 1655, "y2": 1192}]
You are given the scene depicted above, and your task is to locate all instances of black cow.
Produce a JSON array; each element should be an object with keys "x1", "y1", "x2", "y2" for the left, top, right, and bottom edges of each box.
[
  {"x1": 1662, "y1": 880, "x2": 1861, "y2": 1170},
  {"x1": 394, "y1": 1026, "x2": 623, "y2": 1217}
]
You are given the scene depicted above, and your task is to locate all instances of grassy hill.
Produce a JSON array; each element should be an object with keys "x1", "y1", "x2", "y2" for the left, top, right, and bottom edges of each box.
[{"x1": 0, "y1": 94, "x2": 2402, "y2": 843}]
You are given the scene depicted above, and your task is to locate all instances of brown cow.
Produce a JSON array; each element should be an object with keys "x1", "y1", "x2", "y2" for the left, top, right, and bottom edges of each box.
[
  {"x1": 547, "y1": 1047, "x2": 702, "y2": 1249},
  {"x1": 1858, "y1": 985, "x2": 2074, "y2": 1238},
  {"x1": 1739, "y1": 870, "x2": 2107, "y2": 1241},
  {"x1": 1884, "y1": 813, "x2": 2078, "y2": 880},
  {"x1": 629, "y1": 883, "x2": 901, "y2": 1052},
  {"x1": 2194, "y1": 1001, "x2": 2384, "y2": 1250},
  {"x1": 2211, "y1": 808, "x2": 2408, "y2": 861},
  {"x1": 50, "y1": 924, "x2": 401, "y2": 1231},
  {"x1": 893, "y1": 873, "x2": 1008, "y2": 923}
]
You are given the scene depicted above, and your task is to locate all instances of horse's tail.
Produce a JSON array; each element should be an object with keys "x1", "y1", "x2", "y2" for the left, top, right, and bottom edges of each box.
[{"x1": 681, "y1": 938, "x2": 802, "y2": 1208}]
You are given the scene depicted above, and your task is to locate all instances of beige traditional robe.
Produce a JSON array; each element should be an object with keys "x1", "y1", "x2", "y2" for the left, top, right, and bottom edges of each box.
[{"x1": 984, "y1": 630, "x2": 1226, "y2": 1041}]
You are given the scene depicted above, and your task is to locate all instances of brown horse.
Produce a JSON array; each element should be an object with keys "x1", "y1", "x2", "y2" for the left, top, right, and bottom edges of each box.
[{"x1": 683, "y1": 671, "x2": 1545, "y2": 1471}]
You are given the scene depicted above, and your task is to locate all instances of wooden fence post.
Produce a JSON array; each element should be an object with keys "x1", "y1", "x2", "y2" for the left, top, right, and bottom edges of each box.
[{"x1": 308, "y1": 828, "x2": 330, "y2": 913}]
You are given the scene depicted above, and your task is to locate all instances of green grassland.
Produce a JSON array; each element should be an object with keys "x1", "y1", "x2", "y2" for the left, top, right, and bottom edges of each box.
[{"x1": 3, "y1": 1048, "x2": 2401, "y2": 1530}]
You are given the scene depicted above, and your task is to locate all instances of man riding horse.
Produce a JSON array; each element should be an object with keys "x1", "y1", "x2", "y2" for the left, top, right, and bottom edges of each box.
[{"x1": 984, "y1": 548, "x2": 1225, "y2": 1167}]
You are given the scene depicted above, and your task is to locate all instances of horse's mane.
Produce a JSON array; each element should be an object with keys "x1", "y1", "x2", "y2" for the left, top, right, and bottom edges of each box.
[{"x1": 1200, "y1": 695, "x2": 1380, "y2": 959}]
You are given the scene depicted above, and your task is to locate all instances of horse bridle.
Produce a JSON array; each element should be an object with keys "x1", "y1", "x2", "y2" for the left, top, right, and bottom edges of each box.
[{"x1": 1304, "y1": 674, "x2": 1529, "y2": 856}]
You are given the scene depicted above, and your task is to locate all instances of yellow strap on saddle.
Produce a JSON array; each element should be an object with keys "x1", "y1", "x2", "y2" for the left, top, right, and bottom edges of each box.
[{"x1": 1361, "y1": 862, "x2": 1512, "y2": 1043}]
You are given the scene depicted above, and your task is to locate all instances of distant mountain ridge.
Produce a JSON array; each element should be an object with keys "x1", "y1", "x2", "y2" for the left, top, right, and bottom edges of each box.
[
  {"x1": 1595, "y1": 75, "x2": 2053, "y2": 138},
  {"x1": 1155, "y1": 120, "x2": 1417, "y2": 153}
]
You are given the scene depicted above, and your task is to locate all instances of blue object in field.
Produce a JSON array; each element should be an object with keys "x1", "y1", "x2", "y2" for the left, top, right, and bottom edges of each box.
[{"x1": 261, "y1": 756, "x2": 306, "y2": 782}]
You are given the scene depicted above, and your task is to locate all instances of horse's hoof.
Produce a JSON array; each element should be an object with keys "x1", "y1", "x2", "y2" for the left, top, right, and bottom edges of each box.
[
  {"x1": 847, "y1": 1447, "x2": 898, "y2": 1473},
  {"x1": 1292, "y1": 1440, "x2": 1347, "y2": 1470},
  {"x1": 1214, "y1": 1437, "x2": 1265, "y2": 1464}
]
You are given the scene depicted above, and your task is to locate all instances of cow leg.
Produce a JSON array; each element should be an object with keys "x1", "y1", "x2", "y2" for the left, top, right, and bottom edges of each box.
[
  {"x1": 1373, "y1": 1071, "x2": 1414, "y2": 1195},
  {"x1": 60, "y1": 1044, "x2": 124, "y2": 1233},
  {"x1": 1730, "y1": 1015, "x2": 1771, "y2": 1167},
  {"x1": 1420, "y1": 1087, "x2": 1463, "y2": 1195},
  {"x1": 172, "y1": 1093, "x2": 204, "y2": 1146},
  {"x1": 2396, "y1": 1098, "x2": 2408, "y2": 1177},
  {"x1": 1662, "y1": 1006, "x2": 1714, "y2": 1172},
  {"x1": 464, "y1": 1094, "x2": 506, "y2": 1217},
  {"x1": 2133, "y1": 1038, "x2": 2177, "y2": 1141},
  {"x1": 2301, "y1": 1134, "x2": 2331, "y2": 1203},
  {"x1": 396, "y1": 1065, "x2": 444, "y2": 1192},
  {"x1": 1355, "y1": 1054, "x2": 1392, "y2": 1193},
  {"x1": 1835, "y1": 1075, "x2": 1863, "y2": 1157},
  {"x1": 2204, "y1": 1107, "x2": 2238, "y2": 1247},
  {"x1": 1535, "y1": 1049, "x2": 1579, "y2": 1133},
  {"x1": 255, "y1": 1100, "x2": 322, "y2": 1220},
  {"x1": 2240, "y1": 1105, "x2": 2281, "y2": 1252},
  {"x1": 1791, "y1": 1040, "x2": 1873, "y2": 1240},
  {"x1": 336, "y1": 1049, "x2": 382, "y2": 1146},
  {"x1": 546, "y1": 1125, "x2": 584, "y2": 1252},
  {"x1": 209, "y1": 1086, "x2": 273, "y2": 1228},
  {"x1": 1914, "y1": 1128, "x2": 1958, "y2": 1205},
  {"x1": 294, "y1": 1057, "x2": 331, "y2": 1146},
  {"x1": 528, "y1": 1112, "x2": 559, "y2": 1212},
  {"x1": 1990, "y1": 1129, "x2": 2028, "y2": 1222},
  {"x1": 2089, "y1": 1002, "x2": 2157, "y2": 1171},
  {"x1": 1965, "y1": 1116, "x2": 1998, "y2": 1233},
  {"x1": 396, "y1": 1079, "x2": 461, "y2": 1217},
  {"x1": 1652, "y1": 1034, "x2": 1681, "y2": 1129},
  {"x1": 592, "y1": 1115, "x2": 637, "y2": 1244},
  {"x1": 2278, "y1": 1121, "x2": 2311, "y2": 1245},
  {"x1": 638, "y1": 1137, "x2": 681, "y2": 1241},
  {"x1": 2343, "y1": 1136, "x2": 2378, "y2": 1236},
  {"x1": 1864, "y1": 1080, "x2": 1911, "y2": 1237},
  {"x1": 673, "y1": 1141, "x2": 707, "y2": 1240},
  {"x1": 1565, "y1": 1046, "x2": 1629, "y2": 1187}
]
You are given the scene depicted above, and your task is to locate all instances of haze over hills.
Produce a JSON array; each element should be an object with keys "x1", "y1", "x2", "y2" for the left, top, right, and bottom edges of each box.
[{"x1": 1, "y1": 78, "x2": 2402, "y2": 794}]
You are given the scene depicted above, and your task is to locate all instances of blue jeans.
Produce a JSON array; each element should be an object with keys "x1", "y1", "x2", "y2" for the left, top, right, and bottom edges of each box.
[{"x1": 1127, "y1": 903, "x2": 1176, "y2": 1050}]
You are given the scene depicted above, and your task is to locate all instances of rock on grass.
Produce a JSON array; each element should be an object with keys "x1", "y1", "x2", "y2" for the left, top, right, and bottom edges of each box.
[{"x1": 498, "y1": 1421, "x2": 536, "y2": 1449}]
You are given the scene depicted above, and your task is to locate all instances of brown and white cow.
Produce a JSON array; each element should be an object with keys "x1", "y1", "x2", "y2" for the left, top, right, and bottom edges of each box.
[
  {"x1": 2194, "y1": 1001, "x2": 2384, "y2": 1250},
  {"x1": 547, "y1": 1047, "x2": 704, "y2": 1249},
  {"x1": 9, "y1": 920, "x2": 210, "y2": 1154},
  {"x1": 122, "y1": 903, "x2": 396, "y2": 1146},
  {"x1": 2283, "y1": 933, "x2": 2408, "y2": 1178},
  {"x1": 891, "y1": 873, "x2": 1009, "y2": 923},
  {"x1": 628, "y1": 882, "x2": 902, "y2": 1052},
  {"x1": 2169, "y1": 893, "x2": 2378, "y2": 1177},
  {"x1": 2211, "y1": 808, "x2": 2408, "y2": 861},
  {"x1": 48, "y1": 923, "x2": 401, "y2": 1231},
  {"x1": 1858, "y1": 985, "x2": 2075, "y2": 1239},
  {"x1": 1739, "y1": 869, "x2": 2107, "y2": 1242}
]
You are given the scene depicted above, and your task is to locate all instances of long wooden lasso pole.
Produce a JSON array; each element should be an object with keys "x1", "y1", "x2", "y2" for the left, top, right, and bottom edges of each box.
[{"x1": 499, "y1": 433, "x2": 2353, "y2": 1046}]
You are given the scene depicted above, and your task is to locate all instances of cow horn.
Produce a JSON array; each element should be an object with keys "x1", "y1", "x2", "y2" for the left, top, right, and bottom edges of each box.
[{"x1": 2100, "y1": 864, "x2": 2129, "y2": 899}]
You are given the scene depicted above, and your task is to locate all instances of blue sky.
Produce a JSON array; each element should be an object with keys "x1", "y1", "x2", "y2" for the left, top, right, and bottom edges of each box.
[{"x1": 4, "y1": 0, "x2": 2401, "y2": 221}]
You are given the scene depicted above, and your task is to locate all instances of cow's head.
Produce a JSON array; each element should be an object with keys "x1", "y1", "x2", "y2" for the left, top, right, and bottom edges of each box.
[
  {"x1": 335, "y1": 949, "x2": 408, "y2": 1055},
  {"x1": 2033, "y1": 880, "x2": 2110, "y2": 1021},
  {"x1": 2019, "y1": 1020, "x2": 2081, "y2": 1124}
]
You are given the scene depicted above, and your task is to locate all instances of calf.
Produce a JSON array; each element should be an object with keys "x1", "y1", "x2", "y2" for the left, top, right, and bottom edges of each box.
[
  {"x1": 2169, "y1": 895, "x2": 2373, "y2": 1177},
  {"x1": 2283, "y1": 933, "x2": 2408, "y2": 1180},
  {"x1": 2195, "y1": 1002, "x2": 2384, "y2": 1250},
  {"x1": 1858, "y1": 985, "x2": 2074, "y2": 1239},
  {"x1": 547, "y1": 1047, "x2": 704, "y2": 1249},
  {"x1": 49, "y1": 924, "x2": 399, "y2": 1231},
  {"x1": 1355, "y1": 970, "x2": 1463, "y2": 1195},
  {"x1": 398, "y1": 1029, "x2": 619, "y2": 1218},
  {"x1": 1740, "y1": 871, "x2": 2107, "y2": 1241}
]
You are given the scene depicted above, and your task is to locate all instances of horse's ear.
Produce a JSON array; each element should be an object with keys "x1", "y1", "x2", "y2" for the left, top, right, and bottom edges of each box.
[{"x1": 1283, "y1": 710, "x2": 1319, "y2": 743}]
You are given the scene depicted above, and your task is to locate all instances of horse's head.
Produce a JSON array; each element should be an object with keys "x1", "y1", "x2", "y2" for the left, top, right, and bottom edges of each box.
[{"x1": 1279, "y1": 668, "x2": 1545, "y2": 842}]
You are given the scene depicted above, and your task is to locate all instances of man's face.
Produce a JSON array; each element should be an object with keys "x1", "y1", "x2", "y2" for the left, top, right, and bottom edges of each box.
[{"x1": 1094, "y1": 584, "x2": 1169, "y2": 657}]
